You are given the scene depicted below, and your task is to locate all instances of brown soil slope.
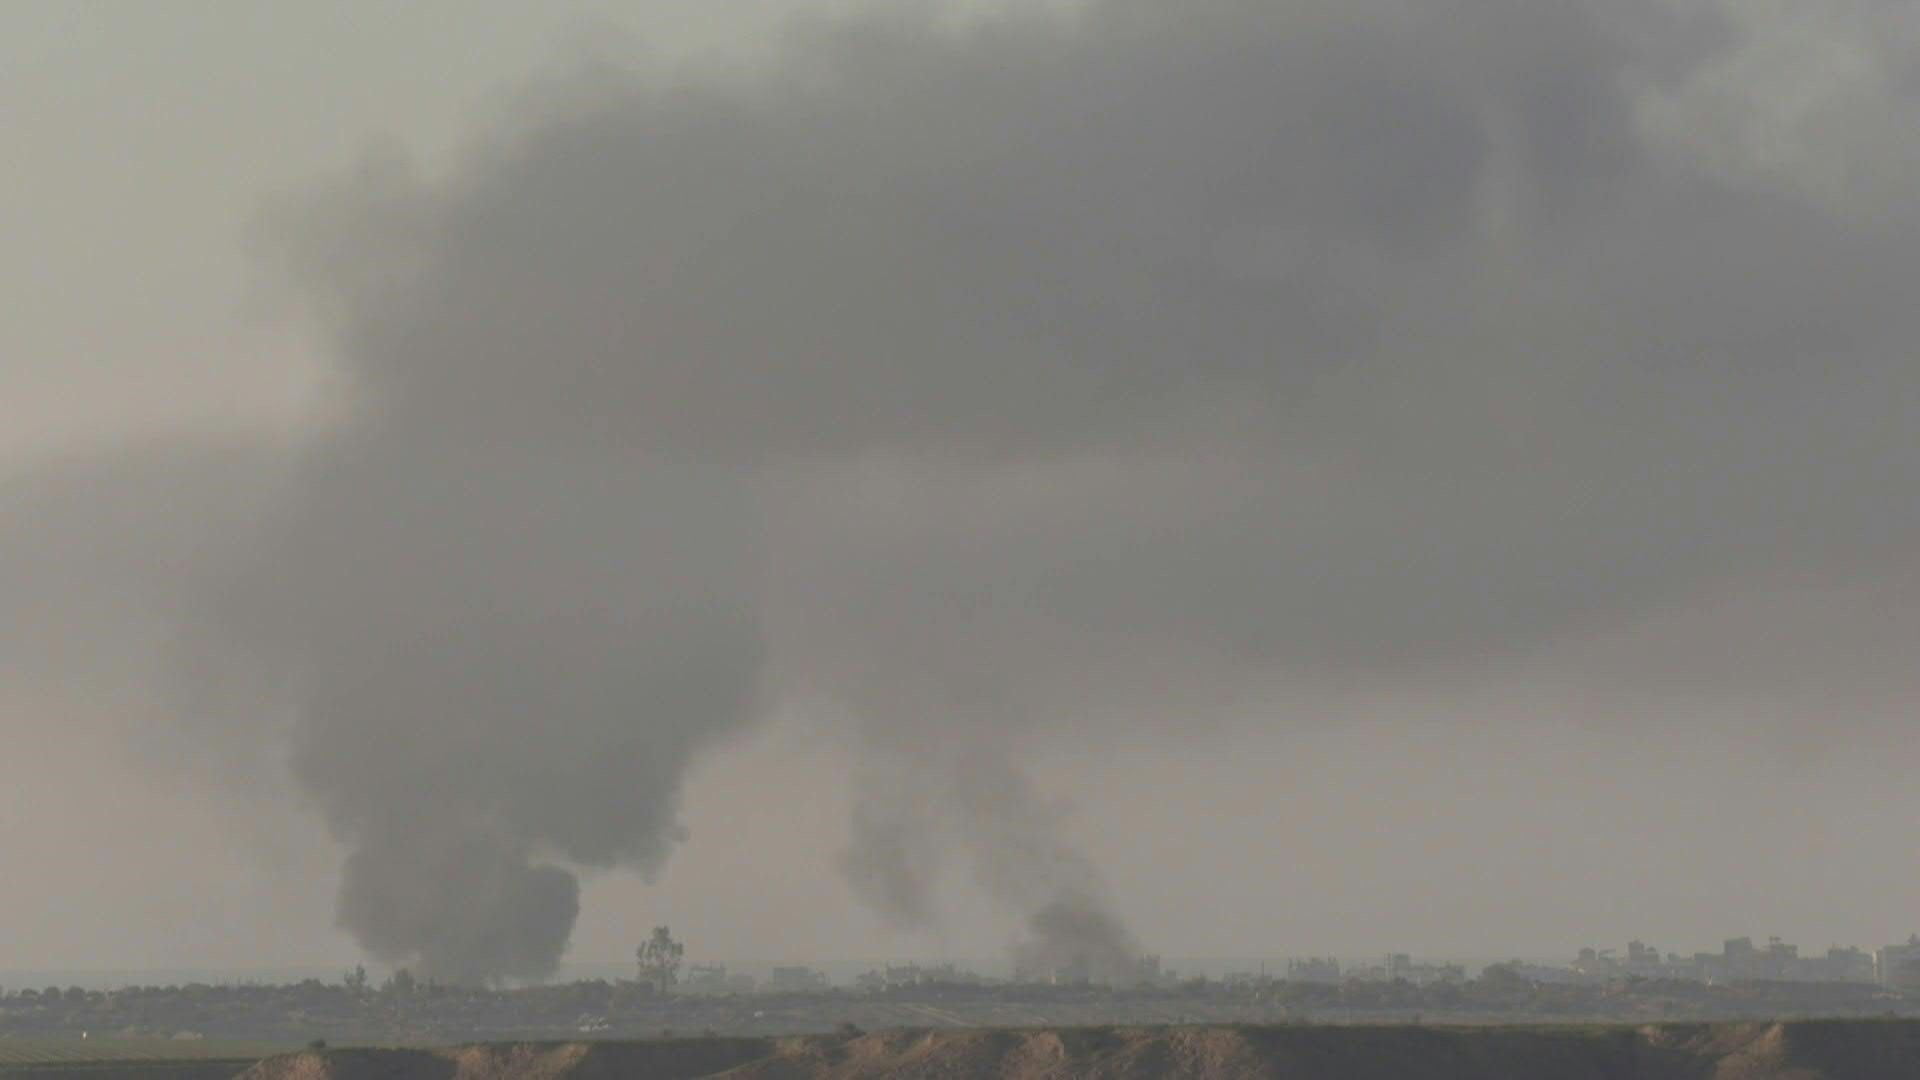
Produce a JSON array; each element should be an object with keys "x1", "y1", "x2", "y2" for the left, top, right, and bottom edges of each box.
[{"x1": 229, "y1": 1021, "x2": 1920, "y2": 1080}]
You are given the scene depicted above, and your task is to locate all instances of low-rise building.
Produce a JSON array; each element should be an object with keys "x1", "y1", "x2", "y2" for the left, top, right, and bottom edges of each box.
[
  {"x1": 1286, "y1": 957, "x2": 1342, "y2": 984},
  {"x1": 766, "y1": 966, "x2": 830, "y2": 993},
  {"x1": 679, "y1": 964, "x2": 755, "y2": 995}
]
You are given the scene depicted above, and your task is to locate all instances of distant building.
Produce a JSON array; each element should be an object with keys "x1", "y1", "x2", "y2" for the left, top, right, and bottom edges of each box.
[
  {"x1": 766, "y1": 966, "x2": 830, "y2": 993},
  {"x1": 1819, "y1": 947, "x2": 1876, "y2": 984},
  {"x1": 1124, "y1": 955, "x2": 1178, "y2": 987},
  {"x1": 1286, "y1": 957, "x2": 1342, "y2": 984},
  {"x1": 679, "y1": 964, "x2": 754, "y2": 995},
  {"x1": 1330, "y1": 954, "x2": 1468, "y2": 986},
  {"x1": 1572, "y1": 947, "x2": 1612, "y2": 978},
  {"x1": 1045, "y1": 957, "x2": 1092, "y2": 985},
  {"x1": 1572, "y1": 935, "x2": 1876, "y2": 986},
  {"x1": 857, "y1": 962, "x2": 987, "y2": 992},
  {"x1": 1383, "y1": 954, "x2": 1465, "y2": 986},
  {"x1": 1880, "y1": 937, "x2": 1920, "y2": 989}
]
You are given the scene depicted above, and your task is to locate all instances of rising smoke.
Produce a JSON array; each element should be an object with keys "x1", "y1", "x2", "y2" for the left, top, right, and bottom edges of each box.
[
  {"x1": 189, "y1": 440, "x2": 765, "y2": 982},
  {"x1": 6, "y1": 0, "x2": 1920, "y2": 981}
]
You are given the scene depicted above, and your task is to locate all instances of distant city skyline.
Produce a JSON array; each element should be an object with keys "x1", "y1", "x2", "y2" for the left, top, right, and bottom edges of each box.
[{"x1": 12, "y1": 928, "x2": 1920, "y2": 994}]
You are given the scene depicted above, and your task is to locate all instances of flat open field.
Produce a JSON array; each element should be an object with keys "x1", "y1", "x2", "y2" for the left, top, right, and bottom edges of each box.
[{"x1": 0, "y1": 1039, "x2": 283, "y2": 1073}]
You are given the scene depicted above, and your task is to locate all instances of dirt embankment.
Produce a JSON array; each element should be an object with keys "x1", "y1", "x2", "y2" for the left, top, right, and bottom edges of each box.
[{"x1": 213, "y1": 1020, "x2": 1920, "y2": 1080}]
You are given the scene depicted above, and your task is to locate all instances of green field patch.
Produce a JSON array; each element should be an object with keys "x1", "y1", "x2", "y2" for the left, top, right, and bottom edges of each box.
[{"x1": 0, "y1": 1038, "x2": 287, "y2": 1068}]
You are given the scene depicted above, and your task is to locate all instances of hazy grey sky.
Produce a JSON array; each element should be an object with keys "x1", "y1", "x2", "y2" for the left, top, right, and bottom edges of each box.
[{"x1": 4, "y1": 0, "x2": 1920, "y2": 978}]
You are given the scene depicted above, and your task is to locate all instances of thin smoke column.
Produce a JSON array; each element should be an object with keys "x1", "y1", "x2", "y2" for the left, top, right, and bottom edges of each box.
[{"x1": 839, "y1": 742, "x2": 1141, "y2": 981}]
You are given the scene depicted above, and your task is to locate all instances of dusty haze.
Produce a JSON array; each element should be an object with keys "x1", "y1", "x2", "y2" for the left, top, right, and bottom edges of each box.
[{"x1": 4, "y1": 0, "x2": 1920, "y2": 981}]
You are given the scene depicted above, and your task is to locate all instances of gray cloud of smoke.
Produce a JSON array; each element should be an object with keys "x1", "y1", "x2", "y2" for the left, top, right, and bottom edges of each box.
[
  {"x1": 6, "y1": 0, "x2": 1920, "y2": 980},
  {"x1": 194, "y1": 441, "x2": 765, "y2": 982}
]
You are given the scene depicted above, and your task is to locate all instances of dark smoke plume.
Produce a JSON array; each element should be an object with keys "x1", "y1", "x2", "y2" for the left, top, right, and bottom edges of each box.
[
  {"x1": 1012, "y1": 897, "x2": 1143, "y2": 985},
  {"x1": 187, "y1": 440, "x2": 765, "y2": 981},
  {"x1": 7, "y1": 0, "x2": 1920, "y2": 979}
]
